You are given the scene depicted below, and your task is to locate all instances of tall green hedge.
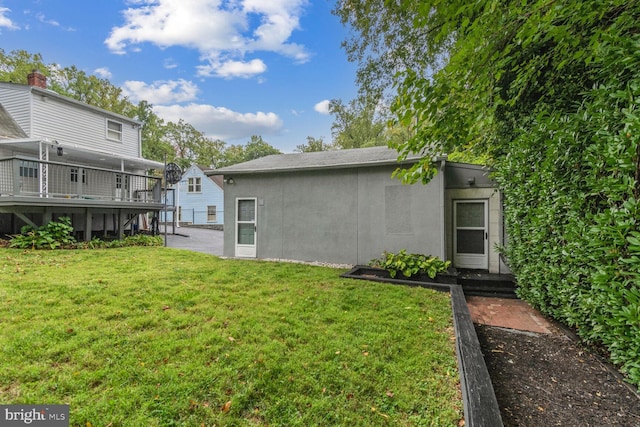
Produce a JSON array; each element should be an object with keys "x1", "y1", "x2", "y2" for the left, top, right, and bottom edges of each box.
[{"x1": 498, "y1": 34, "x2": 640, "y2": 386}]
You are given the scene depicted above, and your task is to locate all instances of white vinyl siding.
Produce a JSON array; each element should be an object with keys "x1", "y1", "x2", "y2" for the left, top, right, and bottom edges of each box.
[{"x1": 0, "y1": 84, "x2": 141, "y2": 158}]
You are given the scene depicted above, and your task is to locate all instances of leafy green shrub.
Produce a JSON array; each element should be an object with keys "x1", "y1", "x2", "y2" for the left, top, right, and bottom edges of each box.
[
  {"x1": 114, "y1": 234, "x2": 163, "y2": 247},
  {"x1": 370, "y1": 250, "x2": 450, "y2": 279},
  {"x1": 496, "y1": 34, "x2": 640, "y2": 387},
  {"x1": 9, "y1": 217, "x2": 76, "y2": 250},
  {"x1": 75, "y1": 234, "x2": 163, "y2": 249},
  {"x1": 9, "y1": 218, "x2": 163, "y2": 251}
]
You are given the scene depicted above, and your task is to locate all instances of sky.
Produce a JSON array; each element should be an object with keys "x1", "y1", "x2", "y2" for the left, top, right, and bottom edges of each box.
[{"x1": 0, "y1": 0, "x2": 360, "y2": 153}]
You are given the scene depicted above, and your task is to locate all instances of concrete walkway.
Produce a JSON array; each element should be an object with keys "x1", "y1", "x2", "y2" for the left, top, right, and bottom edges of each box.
[
  {"x1": 160, "y1": 226, "x2": 223, "y2": 257},
  {"x1": 466, "y1": 295, "x2": 557, "y2": 334}
]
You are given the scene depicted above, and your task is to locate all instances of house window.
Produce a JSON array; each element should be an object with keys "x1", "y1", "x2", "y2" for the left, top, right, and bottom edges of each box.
[
  {"x1": 188, "y1": 177, "x2": 201, "y2": 193},
  {"x1": 19, "y1": 161, "x2": 38, "y2": 178},
  {"x1": 70, "y1": 168, "x2": 87, "y2": 184},
  {"x1": 115, "y1": 174, "x2": 129, "y2": 189},
  {"x1": 207, "y1": 205, "x2": 217, "y2": 222},
  {"x1": 106, "y1": 119, "x2": 123, "y2": 142}
]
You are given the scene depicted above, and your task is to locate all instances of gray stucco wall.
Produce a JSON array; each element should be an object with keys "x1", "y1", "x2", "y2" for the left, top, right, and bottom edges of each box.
[{"x1": 222, "y1": 164, "x2": 445, "y2": 265}]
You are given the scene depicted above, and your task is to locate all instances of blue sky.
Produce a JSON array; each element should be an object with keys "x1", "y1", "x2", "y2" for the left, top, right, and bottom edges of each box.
[{"x1": 0, "y1": 0, "x2": 359, "y2": 153}]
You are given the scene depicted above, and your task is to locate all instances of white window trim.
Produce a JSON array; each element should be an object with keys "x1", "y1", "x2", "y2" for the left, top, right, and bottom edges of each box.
[
  {"x1": 187, "y1": 177, "x2": 202, "y2": 193},
  {"x1": 207, "y1": 205, "x2": 217, "y2": 223},
  {"x1": 106, "y1": 119, "x2": 123, "y2": 142}
]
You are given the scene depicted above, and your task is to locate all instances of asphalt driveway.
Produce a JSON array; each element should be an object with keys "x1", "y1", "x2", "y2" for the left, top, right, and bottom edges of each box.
[{"x1": 160, "y1": 226, "x2": 223, "y2": 256}]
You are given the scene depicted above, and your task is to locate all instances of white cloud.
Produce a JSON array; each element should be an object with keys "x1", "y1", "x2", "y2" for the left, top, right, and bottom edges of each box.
[
  {"x1": 122, "y1": 79, "x2": 199, "y2": 104},
  {"x1": 35, "y1": 12, "x2": 75, "y2": 31},
  {"x1": 94, "y1": 67, "x2": 112, "y2": 80},
  {"x1": 163, "y1": 58, "x2": 178, "y2": 69},
  {"x1": 154, "y1": 103, "x2": 283, "y2": 141},
  {"x1": 314, "y1": 99, "x2": 330, "y2": 115},
  {"x1": 105, "y1": 0, "x2": 309, "y2": 78},
  {"x1": 197, "y1": 58, "x2": 266, "y2": 79},
  {"x1": 241, "y1": 0, "x2": 309, "y2": 62},
  {"x1": 0, "y1": 7, "x2": 19, "y2": 30}
]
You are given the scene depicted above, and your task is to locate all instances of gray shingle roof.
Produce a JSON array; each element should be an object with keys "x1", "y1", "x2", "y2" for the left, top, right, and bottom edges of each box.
[
  {"x1": 0, "y1": 103, "x2": 27, "y2": 140},
  {"x1": 208, "y1": 146, "x2": 433, "y2": 175}
]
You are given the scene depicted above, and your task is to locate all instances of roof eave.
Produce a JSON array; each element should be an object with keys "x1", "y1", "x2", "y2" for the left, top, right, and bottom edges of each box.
[{"x1": 206, "y1": 155, "x2": 443, "y2": 176}]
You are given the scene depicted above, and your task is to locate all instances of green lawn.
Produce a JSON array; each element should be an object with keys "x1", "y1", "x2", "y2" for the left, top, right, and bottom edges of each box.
[{"x1": 0, "y1": 248, "x2": 462, "y2": 426}]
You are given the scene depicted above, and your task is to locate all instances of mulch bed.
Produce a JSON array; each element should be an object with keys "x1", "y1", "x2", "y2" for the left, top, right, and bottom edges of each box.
[{"x1": 475, "y1": 324, "x2": 640, "y2": 427}]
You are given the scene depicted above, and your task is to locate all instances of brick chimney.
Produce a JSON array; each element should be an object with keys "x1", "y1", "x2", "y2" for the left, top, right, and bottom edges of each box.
[{"x1": 27, "y1": 69, "x2": 47, "y2": 89}]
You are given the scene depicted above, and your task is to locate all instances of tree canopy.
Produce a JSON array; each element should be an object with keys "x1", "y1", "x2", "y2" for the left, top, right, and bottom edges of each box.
[
  {"x1": 295, "y1": 136, "x2": 332, "y2": 153},
  {"x1": 329, "y1": 97, "x2": 388, "y2": 149},
  {"x1": 217, "y1": 135, "x2": 281, "y2": 168}
]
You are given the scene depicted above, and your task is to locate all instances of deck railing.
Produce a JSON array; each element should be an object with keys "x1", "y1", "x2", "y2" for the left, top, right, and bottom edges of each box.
[{"x1": 0, "y1": 157, "x2": 162, "y2": 204}]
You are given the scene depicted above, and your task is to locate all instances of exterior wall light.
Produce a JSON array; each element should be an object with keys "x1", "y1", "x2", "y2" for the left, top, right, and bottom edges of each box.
[{"x1": 224, "y1": 177, "x2": 235, "y2": 184}]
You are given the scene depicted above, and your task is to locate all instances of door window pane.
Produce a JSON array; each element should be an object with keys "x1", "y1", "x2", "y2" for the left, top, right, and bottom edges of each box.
[
  {"x1": 456, "y1": 203, "x2": 485, "y2": 228},
  {"x1": 237, "y1": 223, "x2": 255, "y2": 245},
  {"x1": 238, "y1": 200, "x2": 255, "y2": 221},
  {"x1": 457, "y1": 230, "x2": 485, "y2": 254}
]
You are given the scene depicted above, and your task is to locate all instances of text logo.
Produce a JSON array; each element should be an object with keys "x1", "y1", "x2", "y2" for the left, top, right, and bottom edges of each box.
[{"x1": 1, "y1": 405, "x2": 69, "y2": 426}]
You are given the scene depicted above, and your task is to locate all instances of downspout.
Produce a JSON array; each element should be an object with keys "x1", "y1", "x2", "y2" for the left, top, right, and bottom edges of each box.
[
  {"x1": 175, "y1": 181, "x2": 180, "y2": 228},
  {"x1": 438, "y1": 156, "x2": 447, "y2": 260}
]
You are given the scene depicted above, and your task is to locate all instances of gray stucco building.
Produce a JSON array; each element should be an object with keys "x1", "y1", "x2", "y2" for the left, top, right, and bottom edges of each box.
[{"x1": 209, "y1": 146, "x2": 508, "y2": 274}]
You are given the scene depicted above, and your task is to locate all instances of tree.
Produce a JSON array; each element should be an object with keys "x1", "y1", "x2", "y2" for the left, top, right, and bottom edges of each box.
[
  {"x1": 133, "y1": 101, "x2": 173, "y2": 162},
  {"x1": 218, "y1": 135, "x2": 281, "y2": 167},
  {"x1": 329, "y1": 97, "x2": 388, "y2": 149},
  {"x1": 163, "y1": 119, "x2": 210, "y2": 169},
  {"x1": 193, "y1": 138, "x2": 226, "y2": 169},
  {"x1": 295, "y1": 136, "x2": 332, "y2": 153},
  {"x1": 51, "y1": 65, "x2": 130, "y2": 114},
  {"x1": 244, "y1": 135, "x2": 281, "y2": 161},
  {"x1": 0, "y1": 49, "x2": 49, "y2": 83}
]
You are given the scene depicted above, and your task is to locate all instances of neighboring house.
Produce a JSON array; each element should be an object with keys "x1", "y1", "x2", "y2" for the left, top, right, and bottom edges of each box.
[
  {"x1": 161, "y1": 164, "x2": 224, "y2": 228},
  {"x1": 209, "y1": 146, "x2": 509, "y2": 274},
  {"x1": 0, "y1": 70, "x2": 165, "y2": 240}
]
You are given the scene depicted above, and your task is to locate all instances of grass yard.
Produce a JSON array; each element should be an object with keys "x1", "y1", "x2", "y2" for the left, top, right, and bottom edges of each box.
[{"x1": 0, "y1": 248, "x2": 462, "y2": 426}]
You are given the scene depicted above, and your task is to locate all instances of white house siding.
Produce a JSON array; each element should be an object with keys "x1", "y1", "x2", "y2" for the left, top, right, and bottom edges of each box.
[
  {"x1": 29, "y1": 95, "x2": 140, "y2": 159},
  {"x1": 0, "y1": 86, "x2": 32, "y2": 134},
  {"x1": 0, "y1": 84, "x2": 140, "y2": 160}
]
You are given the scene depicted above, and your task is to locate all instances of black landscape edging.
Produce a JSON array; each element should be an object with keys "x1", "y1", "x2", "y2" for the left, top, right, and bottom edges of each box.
[{"x1": 341, "y1": 266, "x2": 504, "y2": 427}]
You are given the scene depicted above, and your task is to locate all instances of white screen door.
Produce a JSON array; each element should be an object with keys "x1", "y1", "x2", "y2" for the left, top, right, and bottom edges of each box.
[
  {"x1": 454, "y1": 200, "x2": 488, "y2": 269},
  {"x1": 235, "y1": 198, "x2": 257, "y2": 258}
]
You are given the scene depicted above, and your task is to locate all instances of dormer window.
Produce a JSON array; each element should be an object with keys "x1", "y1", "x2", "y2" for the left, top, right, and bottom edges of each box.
[{"x1": 106, "y1": 119, "x2": 123, "y2": 142}]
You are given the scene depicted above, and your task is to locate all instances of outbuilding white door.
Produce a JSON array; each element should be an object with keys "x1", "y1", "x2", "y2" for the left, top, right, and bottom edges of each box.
[
  {"x1": 454, "y1": 200, "x2": 488, "y2": 270},
  {"x1": 235, "y1": 198, "x2": 257, "y2": 258}
]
